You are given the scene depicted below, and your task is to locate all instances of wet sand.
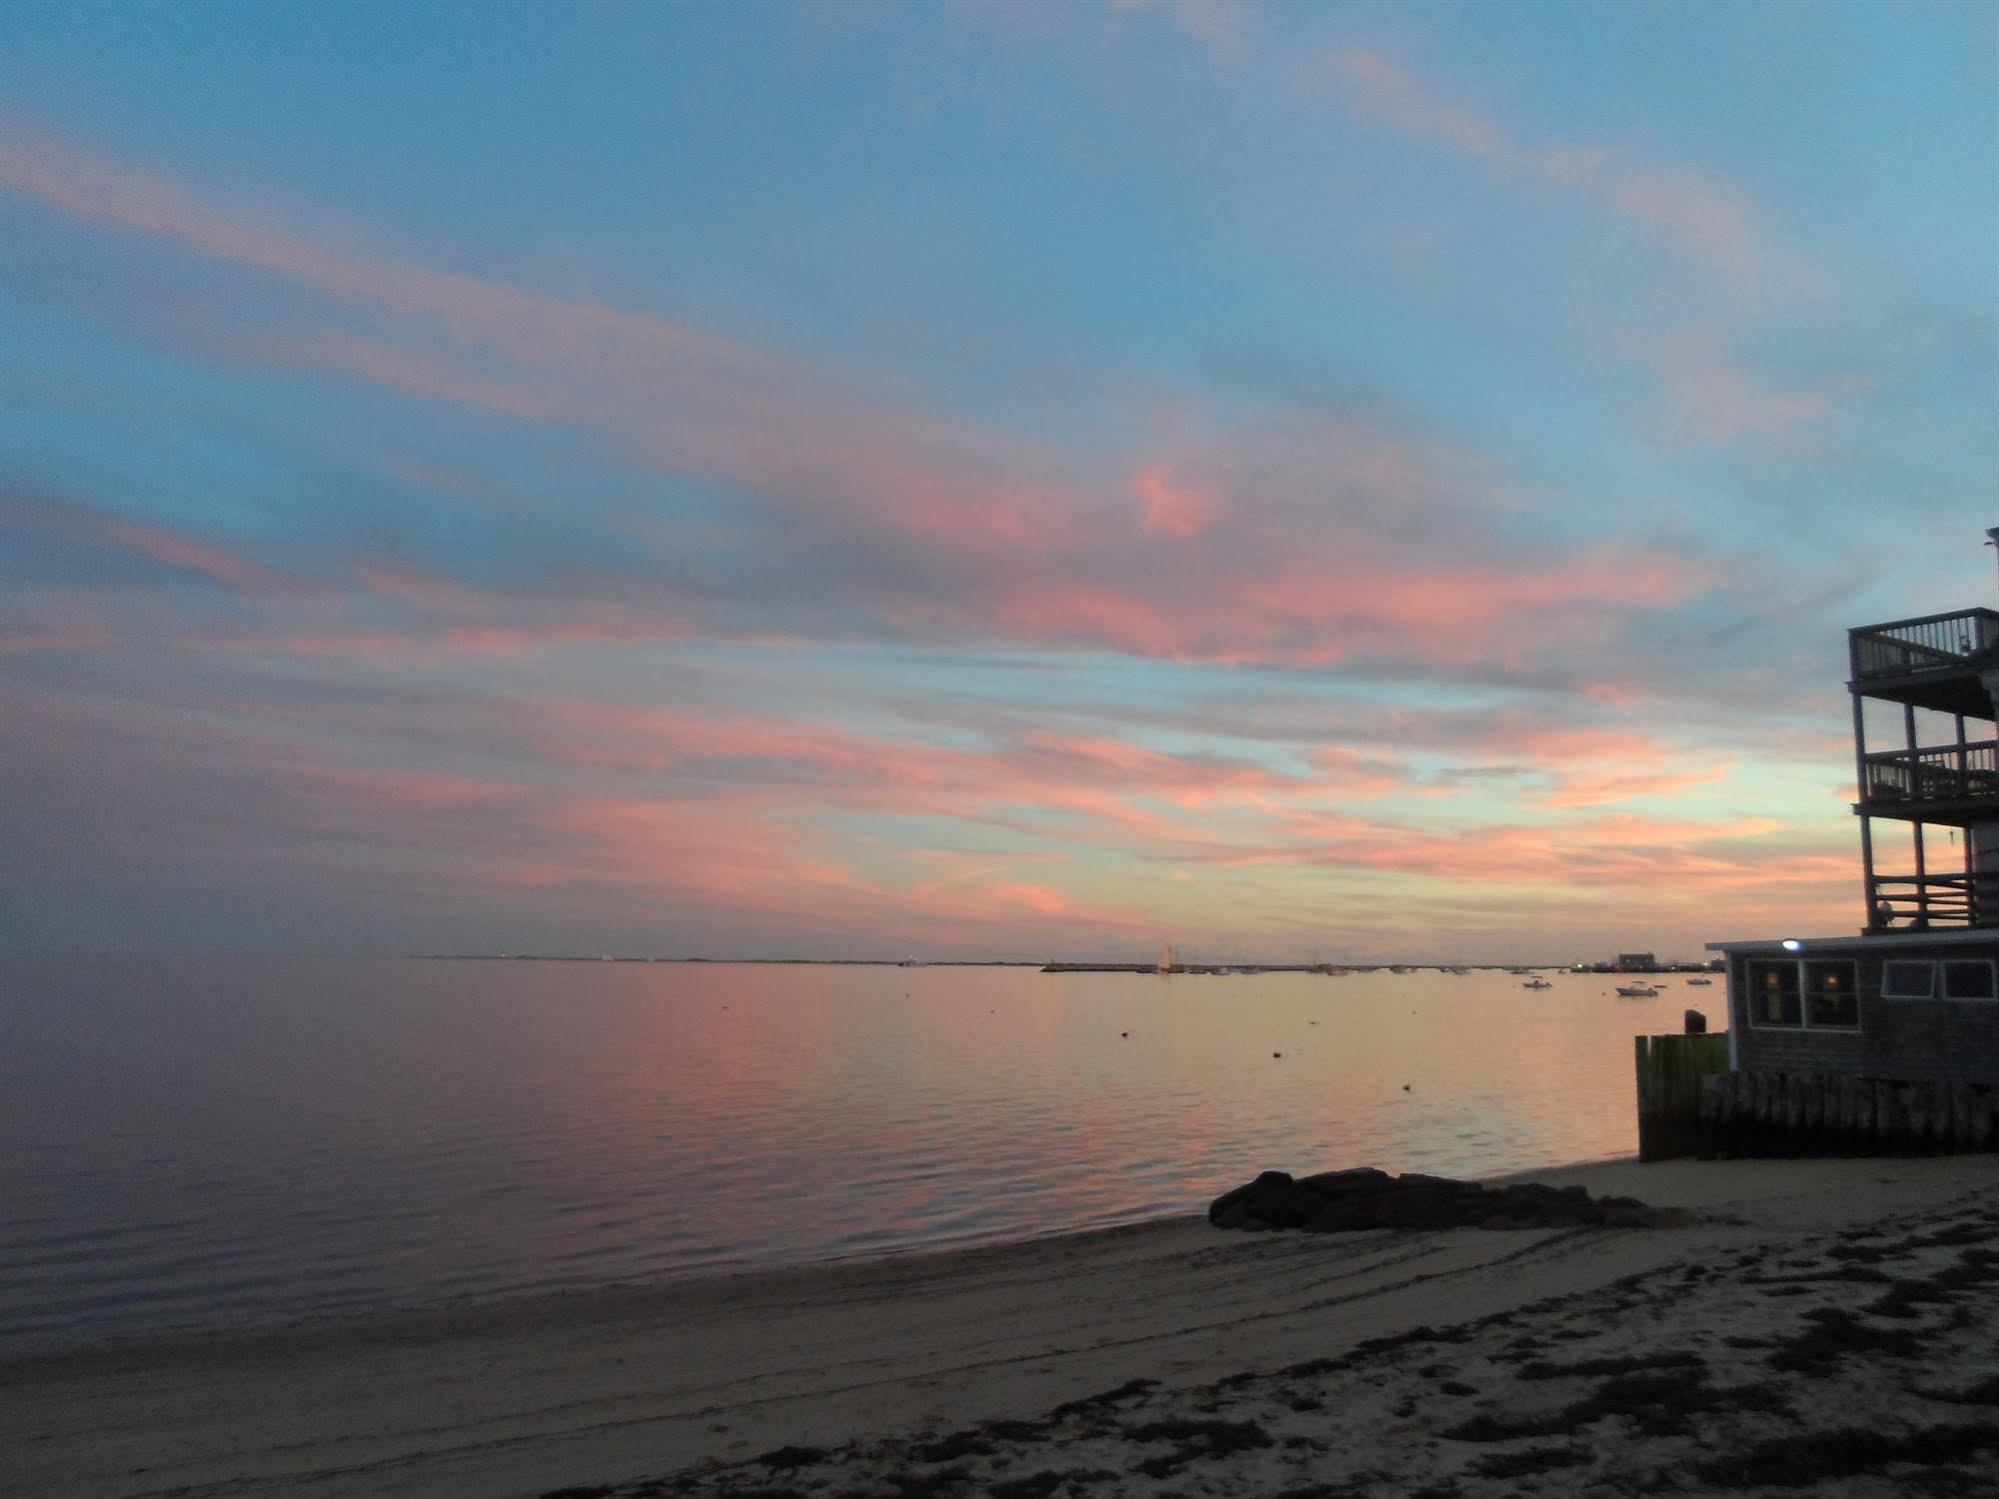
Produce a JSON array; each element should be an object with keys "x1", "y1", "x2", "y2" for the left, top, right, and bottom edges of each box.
[{"x1": 6, "y1": 1155, "x2": 1999, "y2": 1498}]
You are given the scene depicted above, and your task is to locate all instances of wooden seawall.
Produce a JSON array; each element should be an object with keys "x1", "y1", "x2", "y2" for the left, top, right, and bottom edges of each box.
[
  {"x1": 1701, "y1": 1071, "x2": 1999, "y2": 1157},
  {"x1": 1634, "y1": 1033, "x2": 1731, "y2": 1162},
  {"x1": 1636, "y1": 1031, "x2": 1999, "y2": 1159}
]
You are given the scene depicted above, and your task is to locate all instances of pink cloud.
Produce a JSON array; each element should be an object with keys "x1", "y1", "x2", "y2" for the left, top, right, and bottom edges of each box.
[
  {"x1": 483, "y1": 698, "x2": 1770, "y2": 906},
  {"x1": 0, "y1": 606, "x2": 115, "y2": 653},
  {"x1": 2, "y1": 131, "x2": 1727, "y2": 678},
  {"x1": 151, "y1": 552, "x2": 700, "y2": 661},
  {"x1": 986, "y1": 882, "x2": 1072, "y2": 916},
  {"x1": 186, "y1": 619, "x2": 691, "y2": 660},
  {"x1": 1578, "y1": 680, "x2": 1640, "y2": 708},
  {"x1": 512, "y1": 794, "x2": 1147, "y2": 938},
  {"x1": 1537, "y1": 761, "x2": 1735, "y2": 811},
  {"x1": 1317, "y1": 54, "x2": 1852, "y2": 453},
  {"x1": 1331, "y1": 49, "x2": 1513, "y2": 162},
  {"x1": 1643, "y1": 328, "x2": 1845, "y2": 444},
  {"x1": 0, "y1": 133, "x2": 1079, "y2": 566},
  {"x1": 1330, "y1": 48, "x2": 1764, "y2": 276},
  {"x1": 523, "y1": 703, "x2": 1317, "y2": 841},
  {"x1": 1197, "y1": 805, "x2": 1824, "y2": 903},
  {"x1": 1407, "y1": 719, "x2": 1737, "y2": 811},
  {"x1": 94, "y1": 516, "x2": 282, "y2": 591},
  {"x1": 301, "y1": 766, "x2": 522, "y2": 810},
  {"x1": 957, "y1": 545, "x2": 1704, "y2": 666},
  {"x1": 1108, "y1": 0, "x2": 1253, "y2": 58},
  {"x1": 1306, "y1": 747, "x2": 1412, "y2": 800},
  {"x1": 6, "y1": 491, "x2": 293, "y2": 595},
  {"x1": 1581, "y1": 161, "x2": 1760, "y2": 277},
  {"x1": 1133, "y1": 464, "x2": 1217, "y2": 537},
  {"x1": 352, "y1": 564, "x2": 494, "y2": 616},
  {"x1": 266, "y1": 335, "x2": 560, "y2": 423},
  {"x1": 3, "y1": 665, "x2": 1860, "y2": 954}
]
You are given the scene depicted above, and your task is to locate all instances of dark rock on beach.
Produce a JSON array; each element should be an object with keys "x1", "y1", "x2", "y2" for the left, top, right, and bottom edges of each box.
[{"x1": 1207, "y1": 1168, "x2": 1682, "y2": 1233}]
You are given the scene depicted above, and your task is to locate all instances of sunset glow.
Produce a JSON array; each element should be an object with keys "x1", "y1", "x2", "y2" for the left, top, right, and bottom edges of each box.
[{"x1": 3, "y1": 2, "x2": 1993, "y2": 961}]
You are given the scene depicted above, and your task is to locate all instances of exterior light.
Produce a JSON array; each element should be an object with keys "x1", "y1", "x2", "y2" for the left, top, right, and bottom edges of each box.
[{"x1": 1782, "y1": 939, "x2": 1802, "y2": 952}]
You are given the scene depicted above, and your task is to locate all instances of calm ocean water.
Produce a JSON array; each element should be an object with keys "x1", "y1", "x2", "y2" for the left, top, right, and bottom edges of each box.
[{"x1": 0, "y1": 955, "x2": 1718, "y2": 1356}]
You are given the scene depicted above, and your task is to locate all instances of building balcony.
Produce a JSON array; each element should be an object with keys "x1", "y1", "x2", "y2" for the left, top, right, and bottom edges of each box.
[
  {"x1": 1866, "y1": 870, "x2": 1999, "y2": 933},
  {"x1": 1849, "y1": 608, "x2": 1999, "y2": 716},
  {"x1": 1859, "y1": 740, "x2": 1999, "y2": 825}
]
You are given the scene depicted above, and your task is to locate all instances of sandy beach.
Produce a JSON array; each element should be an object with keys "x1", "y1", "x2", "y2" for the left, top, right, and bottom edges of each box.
[{"x1": 7, "y1": 1155, "x2": 1999, "y2": 1498}]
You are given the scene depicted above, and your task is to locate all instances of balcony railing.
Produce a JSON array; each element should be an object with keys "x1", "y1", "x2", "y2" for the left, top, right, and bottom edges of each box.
[
  {"x1": 1850, "y1": 608, "x2": 1999, "y2": 681},
  {"x1": 1862, "y1": 740, "x2": 1999, "y2": 806},
  {"x1": 1866, "y1": 871, "x2": 1999, "y2": 932}
]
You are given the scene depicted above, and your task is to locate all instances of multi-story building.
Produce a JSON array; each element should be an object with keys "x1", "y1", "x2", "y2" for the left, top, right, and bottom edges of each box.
[{"x1": 1710, "y1": 554, "x2": 1999, "y2": 1089}]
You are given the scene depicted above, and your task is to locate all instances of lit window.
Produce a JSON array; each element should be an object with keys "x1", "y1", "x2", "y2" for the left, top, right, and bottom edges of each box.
[
  {"x1": 1943, "y1": 961, "x2": 1997, "y2": 1001},
  {"x1": 1880, "y1": 960, "x2": 1935, "y2": 999},
  {"x1": 1749, "y1": 960, "x2": 1800, "y2": 1026},
  {"x1": 1804, "y1": 961, "x2": 1859, "y2": 1028}
]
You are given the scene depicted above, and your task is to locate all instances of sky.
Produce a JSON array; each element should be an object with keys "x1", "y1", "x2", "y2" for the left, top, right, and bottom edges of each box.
[{"x1": 2, "y1": 0, "x2": 1995, "y2": 963}]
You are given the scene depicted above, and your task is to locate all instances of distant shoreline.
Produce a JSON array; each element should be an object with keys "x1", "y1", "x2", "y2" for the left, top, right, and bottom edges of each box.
[
  {"x1": 410, "y1": 953, "x2": 1047, "y2": 966},
  {"x1": 410, "y1": 954, "x2": 1719, "y2": 973}
]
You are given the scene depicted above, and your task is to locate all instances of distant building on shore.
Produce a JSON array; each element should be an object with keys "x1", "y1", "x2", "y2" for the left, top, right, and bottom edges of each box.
[
  {"x1": 1616, "y1": 951, "x2": 1659, "y2": 972},
  {"x1": 1710, "y1": 535, "x2": 1999, "y2": 1094}
]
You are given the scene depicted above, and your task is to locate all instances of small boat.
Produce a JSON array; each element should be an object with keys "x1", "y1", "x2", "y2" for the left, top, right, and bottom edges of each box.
[
  {"x1": 1522, "y1": 978, "x2": 1553, "y2": 989},
  {"x1": 1615, "y1": 983, "x2": 1660, "y2": 998},
  {"x1": 1686, "y1": 978, "x2": 1713, "y2": 986}
]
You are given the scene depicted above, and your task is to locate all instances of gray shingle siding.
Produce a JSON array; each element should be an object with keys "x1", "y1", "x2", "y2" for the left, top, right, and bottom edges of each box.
[{"x1": 1728, "y1": 944, "x2": 1999, "y2": 1085}]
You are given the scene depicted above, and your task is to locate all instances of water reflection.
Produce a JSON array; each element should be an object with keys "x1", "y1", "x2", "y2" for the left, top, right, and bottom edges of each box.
[{"x1": 0, "y1": 956, "x2": 1713, "y2": 1353}]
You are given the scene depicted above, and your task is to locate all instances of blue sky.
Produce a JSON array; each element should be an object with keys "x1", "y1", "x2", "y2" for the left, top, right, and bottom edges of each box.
[{"x1": 2, "y1": 0, "x2": 1994, "y2": 959}]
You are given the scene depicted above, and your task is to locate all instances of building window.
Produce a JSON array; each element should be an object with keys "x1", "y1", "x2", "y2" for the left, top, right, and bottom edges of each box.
[
  {"x1": 1748, "y1": 960, "x2": 1800, "y2": 1026},
  {"x1": 1880, "y1": 960, "x2": 1936, "y2": 999},
  {"x1": 1744, "y1": 957, "x2": 1861, "y2": 1030},
  {"x1": 1943, "y1": 960, "x2": 1997, "y2": 1001},
  {"x1": 1804, "y1": 960, "x2": 1859, "y2": 1027}
]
